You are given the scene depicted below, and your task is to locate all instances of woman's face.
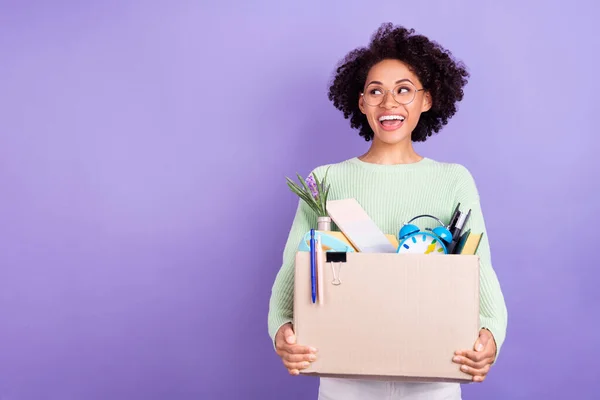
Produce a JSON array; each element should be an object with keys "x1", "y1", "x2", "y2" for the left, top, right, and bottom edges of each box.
[{"x1": 359, "y1": 59, "x2": 432, "y2": 145}]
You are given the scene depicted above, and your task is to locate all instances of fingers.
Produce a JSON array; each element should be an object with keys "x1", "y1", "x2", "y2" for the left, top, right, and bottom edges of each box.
[
  {"x1": 474, "y1": 339, "x2": 484, "y2": 352},
  {"x1": 475, "y1": 330, "x2": 488, "y2": 349},
  {"x1": 455, "y1": 348, "x2": 493, "y2": 363},
  {"x1": 274, "y1": 324, "x2": 319, "y2": 376},
  {"x1": 283, "y1": 359, "x2": 312, "y2": 372},
  {"x1": 452, "y1": 354, "x2": 492, "y2": 370},
  {"x1": 283, "y1": 328, "x2": 296, "y2": 345},
  {"x1": 287, "y1": 345, "x2": 318, "y2": 355},
  {"x1": 455, "y1": 334, "x2": 496, "y2": 365},
  {"x1": 275, "y1": 324, "x2": 303, "y2": 354},
  {"x1": 276, "y1": 323, "x2": 296, "y2": 345},
  {"x1": 276, "y1": 340, "x2": 317, "y2": 356},
  {"x1": 285, "y1": 352, "x2": 318, "y2": 363},
  {"x1": 454, "y1": 330, "x2": 495, "y2": 382},
  {"x1": 279, "y1": 349, "x2": 318, "y2": 375},
  {"x1": 453, "y1": 349, "x2": 493, "y2": 383},
  {"x1": 459, "y1": 363, "x2": 491, "y2": 382}
]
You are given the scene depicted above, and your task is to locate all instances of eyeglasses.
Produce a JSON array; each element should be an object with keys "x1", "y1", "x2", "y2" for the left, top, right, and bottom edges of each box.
[{"x1": 361, "y1": 82, "x2": 425, "y2": 106}]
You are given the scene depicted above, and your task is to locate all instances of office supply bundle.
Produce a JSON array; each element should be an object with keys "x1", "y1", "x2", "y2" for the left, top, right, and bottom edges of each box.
[
  {"x1": 298, "y1": 199, "x2": 483, "y2": 309},
  {"x1": 299, "y1": 199, "x2": 483, "y2": 256},
  {"x1": 293, "y1": 197, "x2": 484, "y2": 382},
  {"x1": 396, "y1": 204, "x2": 482, "y2": 256}
]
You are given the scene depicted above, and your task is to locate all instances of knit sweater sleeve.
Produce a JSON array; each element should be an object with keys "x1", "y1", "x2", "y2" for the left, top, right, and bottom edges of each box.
[
  {"x1": 267, "y1": 185, "x2": 318, "y2": 346},
  {"x1": 453, "y1": 165, "x2": 508, "y2": 360}
]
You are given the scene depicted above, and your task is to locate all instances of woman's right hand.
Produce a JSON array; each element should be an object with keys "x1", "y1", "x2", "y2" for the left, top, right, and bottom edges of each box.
[{"x1": 275, "y1": 323, "x2": 318, "y2": 375}]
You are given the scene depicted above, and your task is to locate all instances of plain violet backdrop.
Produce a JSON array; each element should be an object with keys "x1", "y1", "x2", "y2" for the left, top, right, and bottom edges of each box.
[{"x1": 1, "y1": 0, "x2": 599, "y2": 399}]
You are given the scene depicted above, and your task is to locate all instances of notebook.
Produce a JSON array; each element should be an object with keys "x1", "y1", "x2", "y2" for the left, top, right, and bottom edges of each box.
[
  {"x1": 326, "y1": 198, "x2": 397, "y2": 253},
  {"x1": 454, "y1": 229, "x2": 484, "y2": 255}
]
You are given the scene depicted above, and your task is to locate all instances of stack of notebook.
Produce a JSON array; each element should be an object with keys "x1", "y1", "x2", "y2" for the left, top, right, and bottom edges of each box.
[{"x1": 453, "y1": 229, "x2": 483, "y2": 255}]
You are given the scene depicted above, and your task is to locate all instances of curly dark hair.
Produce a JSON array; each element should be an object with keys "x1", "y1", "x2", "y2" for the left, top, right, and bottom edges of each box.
[{"x1": 328, "y1": 23, "x2": 470, "y2": 142}]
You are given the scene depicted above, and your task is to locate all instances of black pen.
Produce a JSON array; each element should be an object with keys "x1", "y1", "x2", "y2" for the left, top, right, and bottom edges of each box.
[{"x1": 447, "y1": 210, "x2": 470, "y2": 254}]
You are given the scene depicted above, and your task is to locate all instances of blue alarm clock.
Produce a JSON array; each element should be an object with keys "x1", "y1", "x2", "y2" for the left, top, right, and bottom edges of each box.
[{"x1": 397, "y1": 214, "x2": 452, "y2": 255}]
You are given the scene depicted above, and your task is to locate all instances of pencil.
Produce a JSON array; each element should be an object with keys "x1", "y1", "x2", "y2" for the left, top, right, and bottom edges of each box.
[
  {"x1": 316, "y1": 234, "x2": 324, "y2": 305},
  {"x1": 310, "y1": 229, "x2": 316, "y2": 303}
]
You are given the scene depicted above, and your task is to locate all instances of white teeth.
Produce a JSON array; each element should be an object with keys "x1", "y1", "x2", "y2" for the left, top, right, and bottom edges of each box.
[{"x1": 379, "y1": 115, "x2": 405, "y2": 122}]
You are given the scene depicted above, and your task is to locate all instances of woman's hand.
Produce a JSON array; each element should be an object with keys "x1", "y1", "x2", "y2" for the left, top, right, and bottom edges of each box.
[
  {"x1": 453, "y1": 328, "x2": 497, "y2": 382},
  {"x1": 275, "y1": 323, "x2": 318, "y2": 375}
]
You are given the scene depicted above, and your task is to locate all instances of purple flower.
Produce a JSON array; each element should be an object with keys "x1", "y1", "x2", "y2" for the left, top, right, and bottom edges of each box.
[{"x1": 305, "y1": 174, "x2": 319, "y2": 198}]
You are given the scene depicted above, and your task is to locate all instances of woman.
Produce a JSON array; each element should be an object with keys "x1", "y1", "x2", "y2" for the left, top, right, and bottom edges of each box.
[{"x1": 267, "y1": 23, "x2": 508, "y2": 400}]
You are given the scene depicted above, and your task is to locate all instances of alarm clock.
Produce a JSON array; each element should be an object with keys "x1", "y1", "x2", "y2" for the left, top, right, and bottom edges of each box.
[{"x1": 397, "y1": 214, "x2": 452, "y2": 255}]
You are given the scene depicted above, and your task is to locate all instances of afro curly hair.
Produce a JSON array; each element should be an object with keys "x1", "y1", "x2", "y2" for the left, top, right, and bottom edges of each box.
[{"x1": 328, "y1": 23, "x2": 470, "y2": 142}]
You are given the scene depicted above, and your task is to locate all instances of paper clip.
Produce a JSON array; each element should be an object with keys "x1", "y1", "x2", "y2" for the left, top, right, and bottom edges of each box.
[{"x1": 330, "y1": 262, "x2": 342, "y2": 286}]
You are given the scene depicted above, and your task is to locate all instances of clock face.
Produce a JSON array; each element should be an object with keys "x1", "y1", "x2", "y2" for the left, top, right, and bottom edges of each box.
[{"x1": 398, "y1": 233, "x2": 446, "y2": 254}]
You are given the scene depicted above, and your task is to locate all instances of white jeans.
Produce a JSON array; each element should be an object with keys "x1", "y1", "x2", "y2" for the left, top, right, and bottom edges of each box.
[{"x1": 318, "y1": 378, "x2": 461, "y2": 400}]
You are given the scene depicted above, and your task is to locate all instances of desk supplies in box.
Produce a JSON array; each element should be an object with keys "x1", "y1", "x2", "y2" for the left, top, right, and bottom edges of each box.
[{"x1": 293, "y1": 198, "x2": 483, "y2": 383}]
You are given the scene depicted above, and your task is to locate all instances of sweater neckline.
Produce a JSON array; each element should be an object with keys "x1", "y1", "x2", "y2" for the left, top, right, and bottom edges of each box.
[{"x1": 347, "y1": 156, "x2": 432, "y2": 170}]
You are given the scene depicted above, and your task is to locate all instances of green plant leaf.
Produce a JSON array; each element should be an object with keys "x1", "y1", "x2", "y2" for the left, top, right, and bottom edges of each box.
[
  {"x1": 287, "y1": 180, "x2": 320, "y2": 215},
  {"x1": 297, "y1": 172, "x2": 320, "y2": 211},
  {"x1": 312, "y1": 172, "x2": 321, "y2": 193},
  {"x1": 319, "y1": 167, "x2": 331, "y2": 216},
  {"x1": 285, "y1": 170, "x2": 334, "y2": 217},
  {"x1": 312, "y1": 172, "x2": 325, "y2": 215},
  {"x1": 285, "y1": 177, "x2": 306, "y2": 195},
  {"x1": 323, "y1": 184, "x2": 331, "y2": 210},
  {"x1": 297, "y1": 172, "x2": 313, "y2": 195},
  {"x1": 287, "y1": 189, "x2": 316, "y2": 211},
  {"x1": 322, "y1": 166, "x2": 330, "y2": 188}
]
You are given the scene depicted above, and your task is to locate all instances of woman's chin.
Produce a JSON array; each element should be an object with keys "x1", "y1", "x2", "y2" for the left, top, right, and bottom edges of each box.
[{"x1": 373, "y1": 129, "x2": 411, "y2": 145}]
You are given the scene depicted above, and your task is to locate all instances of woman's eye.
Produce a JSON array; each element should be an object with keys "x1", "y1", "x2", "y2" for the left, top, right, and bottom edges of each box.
[
  {"x1": 370, "y1": 89, "x2": 383, "y2": 95},
  {"x1": 397, "y1": 87, "x2": 410, "y2": 94}
]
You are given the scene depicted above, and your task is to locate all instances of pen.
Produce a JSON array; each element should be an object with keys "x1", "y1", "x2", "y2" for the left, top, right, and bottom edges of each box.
[
  {"x1": 316, "y1": 233, "x2": 324, "y2": 305},
  {"x1": 310, "y1": 229, "x2": 316, "y2": 304},
  {"x1": 452, "y1": 210, "x2": 470, "y2": 240},
  {"x1": 448, "y1": 209, "x2": 471, "y2": 254}
]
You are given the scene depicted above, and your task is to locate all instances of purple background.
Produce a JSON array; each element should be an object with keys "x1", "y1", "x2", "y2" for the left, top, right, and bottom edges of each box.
[{"x1": 1, "y1": 1, "x2": 598, "y2": 399}]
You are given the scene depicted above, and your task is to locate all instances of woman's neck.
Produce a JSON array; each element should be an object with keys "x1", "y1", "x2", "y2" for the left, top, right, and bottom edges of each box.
[{"x1": 358, "y1": 137, "x2": 423, "y2": 165}]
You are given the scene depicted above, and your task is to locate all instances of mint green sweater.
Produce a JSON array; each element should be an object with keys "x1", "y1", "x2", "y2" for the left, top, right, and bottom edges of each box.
[{"x1": 268, "y1": 156, "x2": 508, "y2": 356}]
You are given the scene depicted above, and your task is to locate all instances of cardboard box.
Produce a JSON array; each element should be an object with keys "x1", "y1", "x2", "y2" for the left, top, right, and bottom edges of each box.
[{"x1": 294, "y1": 252, "x2": 480, "y2": 383}]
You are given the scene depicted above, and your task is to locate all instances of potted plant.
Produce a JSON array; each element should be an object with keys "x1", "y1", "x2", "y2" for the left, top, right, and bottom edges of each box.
[{"x1": 286, "y1": 167, "x2": 332, "y2": 231}]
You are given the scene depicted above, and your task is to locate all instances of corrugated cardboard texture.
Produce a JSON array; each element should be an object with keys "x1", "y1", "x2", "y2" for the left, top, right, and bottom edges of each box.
[{"x1": 294, "y1": 252, "x2": 480, "y2": 382}]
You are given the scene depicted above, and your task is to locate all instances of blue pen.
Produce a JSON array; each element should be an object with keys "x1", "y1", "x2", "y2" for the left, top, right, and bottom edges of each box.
[{"x1": 310, "y1": 229, "x2": 316, "y2": 304}]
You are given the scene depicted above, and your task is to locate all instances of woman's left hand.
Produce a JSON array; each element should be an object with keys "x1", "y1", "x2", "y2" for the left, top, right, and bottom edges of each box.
[{"x1": 452, "y1": 328, "x2": 497, "y2": 382}]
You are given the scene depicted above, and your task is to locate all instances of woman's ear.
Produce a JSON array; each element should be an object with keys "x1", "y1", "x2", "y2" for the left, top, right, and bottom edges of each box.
[
  {"x1": 422, "y1": 91, "x2": 433, "y2": 112},
  {"x1": 359, "y1": 94, "x2": 366, "y2": 114}
]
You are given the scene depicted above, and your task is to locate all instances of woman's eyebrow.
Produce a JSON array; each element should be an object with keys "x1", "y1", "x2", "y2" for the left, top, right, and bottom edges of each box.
[{"x1": 366, "y1": 78, "x2": 414, "y2": 86}]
